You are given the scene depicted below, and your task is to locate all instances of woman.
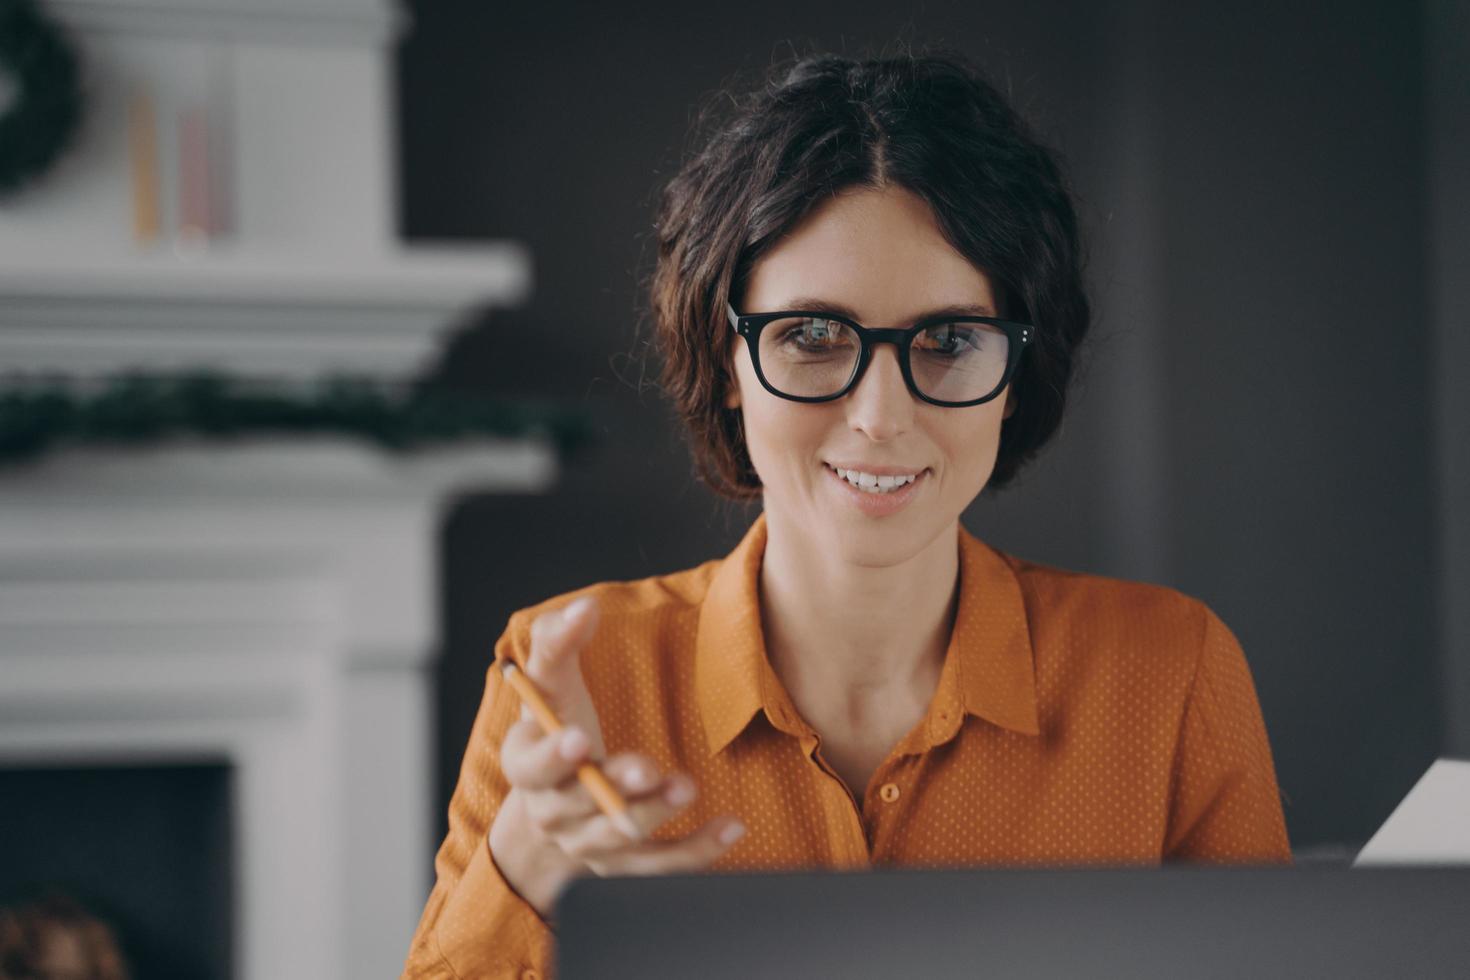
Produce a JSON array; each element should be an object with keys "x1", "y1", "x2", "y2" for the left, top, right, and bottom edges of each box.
[{"x1": 403, "y1": 49, "x2": 1290, "y2": 978}]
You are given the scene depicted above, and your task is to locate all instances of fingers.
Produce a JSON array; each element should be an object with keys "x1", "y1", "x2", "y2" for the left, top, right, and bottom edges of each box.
[
  {"x1": 525, "y1": 596, "x2": 601, "y2": 702},
  {"x1": 501, "y1": 717, "x2": 745, "y2": 880},
  {"x1": 537, "y1": 755, "x2": 689, "y2": 843},
  {"x1": 585, "y1": 817, "x2": 747, "y2": 877},
  {"x1": 521, "y1": 752, "x2": 673, "y2": 834},
  {"x1": 501, "y1": 717, "x2": 593, "y2": 790},
  {"x1": 513, "y1": 597, "x2": 605, "y2": 761}
]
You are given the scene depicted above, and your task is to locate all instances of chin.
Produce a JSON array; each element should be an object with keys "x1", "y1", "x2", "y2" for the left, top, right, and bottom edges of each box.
[{"x1": 828, "y1": 516, "x2": 937, "y2": 567}]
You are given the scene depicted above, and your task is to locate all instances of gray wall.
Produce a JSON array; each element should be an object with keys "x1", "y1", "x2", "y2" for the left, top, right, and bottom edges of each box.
[
  {"x1": 399, "y1": 0, "x2": 1463, "y2": 852},
  {"x1": 1154, "y1": 2, "x2": 1438, "y2": 847},
  {"x1": 1428, "y1": 0, "x2": 1470, "y2": 760}
]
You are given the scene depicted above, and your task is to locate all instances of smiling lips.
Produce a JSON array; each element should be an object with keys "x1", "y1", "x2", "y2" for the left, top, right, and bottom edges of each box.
[
  {"x1": 824, "y1": 462, "x2": 928, "y2": 516},
  {"x1": 830, "y1": 465, "x2": 919, "y2": 493}
]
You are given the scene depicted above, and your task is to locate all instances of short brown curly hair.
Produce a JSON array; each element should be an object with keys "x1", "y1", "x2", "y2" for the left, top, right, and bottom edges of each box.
[{"x1": 648, "y1": 48, "x2": 1091, "y2": 500}]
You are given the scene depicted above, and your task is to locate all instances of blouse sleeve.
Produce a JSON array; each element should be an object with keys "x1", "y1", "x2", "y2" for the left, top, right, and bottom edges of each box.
[
  {"x1": 1163, "y1": 605, "x2": 1293, "y2": 863},
  {"x1": 402, "y1": 612, "x2": 555, "y2": 978}
]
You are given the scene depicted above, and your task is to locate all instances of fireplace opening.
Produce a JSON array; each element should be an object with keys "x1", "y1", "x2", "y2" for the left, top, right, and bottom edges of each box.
[{"x1": 0, "y1": 761, "x2": 233, "y2": 979}]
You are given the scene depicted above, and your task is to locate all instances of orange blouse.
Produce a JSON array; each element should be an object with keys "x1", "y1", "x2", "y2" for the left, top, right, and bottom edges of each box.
[{"x1": 403, "y1": 512, "x2": 1291, "y2": 978}]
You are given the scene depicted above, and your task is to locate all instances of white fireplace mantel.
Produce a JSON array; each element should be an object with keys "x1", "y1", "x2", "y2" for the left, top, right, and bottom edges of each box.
[{"x1": 0, "y1": 245, "x2": 532, "y2": 379}]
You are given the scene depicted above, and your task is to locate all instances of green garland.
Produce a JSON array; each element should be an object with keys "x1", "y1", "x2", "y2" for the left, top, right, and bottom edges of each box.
[
  {"x1": 0, "y1": 0, "x2": 83, "y2": 197},
  {"x1": 0, "y1": 371, "x2": 593, "y2": 466}
]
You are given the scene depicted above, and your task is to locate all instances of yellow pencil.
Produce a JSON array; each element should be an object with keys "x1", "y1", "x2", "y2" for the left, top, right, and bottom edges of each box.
[{"x1": 499, "y1": 660, "x2": 643, "y2": 841}]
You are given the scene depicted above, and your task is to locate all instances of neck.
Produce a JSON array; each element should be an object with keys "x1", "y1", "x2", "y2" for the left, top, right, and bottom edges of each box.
[{"x1": 758, "y1": 510, "x2": 960, "y2": 713}]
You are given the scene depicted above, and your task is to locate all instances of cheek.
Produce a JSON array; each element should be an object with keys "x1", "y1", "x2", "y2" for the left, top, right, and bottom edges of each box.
[
  {"x1": 737, "y1": 400, "x2": 831, "y2": 488},
  {"x1": 741, "y1": 400, "x2": 796, "y2": 466},
  {"x1": 729, "y1": 353, "x2": 789, "y2": 473},
  {"x1": 941, "y1": 407, "x2": 1006, "y2": 483}
]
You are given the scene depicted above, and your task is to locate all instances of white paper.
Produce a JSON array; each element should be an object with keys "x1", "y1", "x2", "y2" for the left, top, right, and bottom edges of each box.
[{"x1": 1354, "y1": 758, "x2": 1470, "y2": 866}]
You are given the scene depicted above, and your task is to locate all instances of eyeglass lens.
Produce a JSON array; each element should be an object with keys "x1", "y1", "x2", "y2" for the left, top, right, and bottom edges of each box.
[{"x1": 757, "y1": 316, "x2": 1010, "y2": 402}]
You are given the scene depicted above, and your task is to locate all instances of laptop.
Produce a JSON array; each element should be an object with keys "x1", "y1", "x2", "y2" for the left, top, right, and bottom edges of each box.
[{"x1": 556, "y1": 865, "x2": 1470, "y2": 979}]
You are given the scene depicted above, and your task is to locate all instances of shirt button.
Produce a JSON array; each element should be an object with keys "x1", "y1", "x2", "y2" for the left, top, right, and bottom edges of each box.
[{"x1": 879, "y1": 782, "x2": 901, "y2": 803}]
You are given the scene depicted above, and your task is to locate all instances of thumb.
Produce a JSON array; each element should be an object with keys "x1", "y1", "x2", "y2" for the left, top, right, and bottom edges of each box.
[{"x1": 523, "y1": 595, "x2": 601, "y2": 710}]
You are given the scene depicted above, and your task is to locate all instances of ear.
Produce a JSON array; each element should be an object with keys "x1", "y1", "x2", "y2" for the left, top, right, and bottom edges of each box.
[
  {"x1": 723, "y1": 364, "x2": 742, "y2": 409},
  {"x1": 1002, "y1": 387, "x2": 1017, "y2": 420}
]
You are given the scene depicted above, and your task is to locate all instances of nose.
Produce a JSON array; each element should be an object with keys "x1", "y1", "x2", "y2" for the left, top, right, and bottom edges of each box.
[{"x1": 844, "y1": 343, "x2": 914, "y2": 441}]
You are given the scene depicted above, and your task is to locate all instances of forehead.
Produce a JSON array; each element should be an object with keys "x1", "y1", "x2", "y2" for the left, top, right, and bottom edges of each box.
[{"x1": 743, "y1": 185, "x2": 995, "y2": 320}]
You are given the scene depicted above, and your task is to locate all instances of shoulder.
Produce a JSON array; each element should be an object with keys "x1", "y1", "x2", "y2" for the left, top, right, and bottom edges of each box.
[
  {"x1": 503, "y1": 560, "x2": 722, "y2": 637},
  {"x1": 991, "y1": 552, "x2": 1260, "y2": 739},
  {"x1": 499, "y1": 556, "x2": 724, "y2": 664},
  {"x1": 1005, "y1": 554, "x2": 1210, "y2": 632},
  {"x1": 996, "y1": 550, "x2": 1225, "y2": 678}
]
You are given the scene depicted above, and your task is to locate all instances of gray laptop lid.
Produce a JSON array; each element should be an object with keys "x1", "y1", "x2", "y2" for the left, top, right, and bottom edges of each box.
[{"x1": 557, "y1": 867, "x2": 1470, "y2": 979}]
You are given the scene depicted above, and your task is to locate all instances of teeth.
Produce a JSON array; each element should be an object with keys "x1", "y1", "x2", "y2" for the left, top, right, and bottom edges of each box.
[{"x1": 832, "y1": 466, "x2": 919, "y2": 494}]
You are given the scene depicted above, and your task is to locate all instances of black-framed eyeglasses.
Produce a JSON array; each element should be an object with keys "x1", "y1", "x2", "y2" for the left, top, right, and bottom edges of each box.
[{"x1": 726, "y1": 302, "x2": 1033, "y2": 408}]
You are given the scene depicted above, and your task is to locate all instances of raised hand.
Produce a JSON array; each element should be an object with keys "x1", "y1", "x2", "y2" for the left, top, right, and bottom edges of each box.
[{"x1": 488, "y1": 596, "x2": 746, "y2": 919}]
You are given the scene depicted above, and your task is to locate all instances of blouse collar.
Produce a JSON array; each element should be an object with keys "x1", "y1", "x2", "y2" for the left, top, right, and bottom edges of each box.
[{"x1": 695, "y1": 511, "x2": 1041, "y2": 756}]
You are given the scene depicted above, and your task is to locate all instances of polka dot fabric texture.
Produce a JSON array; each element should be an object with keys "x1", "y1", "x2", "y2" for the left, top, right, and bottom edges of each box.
[{"x1": 402, "y1": 512, "x2": 1290, "y2": 978}]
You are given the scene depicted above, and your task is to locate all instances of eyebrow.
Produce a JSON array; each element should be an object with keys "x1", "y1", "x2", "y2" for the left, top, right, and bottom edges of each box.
[{"x1": 775, "y1": 296, "x2": 998, "y2": 321}]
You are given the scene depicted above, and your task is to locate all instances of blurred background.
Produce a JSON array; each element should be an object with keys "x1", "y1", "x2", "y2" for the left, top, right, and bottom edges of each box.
[{"x1": 1, "y1": 0, "x2": 1466, "y2": 977}]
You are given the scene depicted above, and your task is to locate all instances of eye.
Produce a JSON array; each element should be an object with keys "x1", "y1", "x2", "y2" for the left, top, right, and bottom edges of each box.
[
  {"x1": 914, "y1": 323, "x2": 985, "y2": 356},
  {"x1": 776, "y1": 317, "x2": 854, "y2": 350}
]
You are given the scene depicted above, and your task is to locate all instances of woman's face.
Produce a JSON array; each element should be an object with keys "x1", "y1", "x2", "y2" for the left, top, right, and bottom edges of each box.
[{"x1": 726, "y1": 184, "x2": 1014, "y2": 566}]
